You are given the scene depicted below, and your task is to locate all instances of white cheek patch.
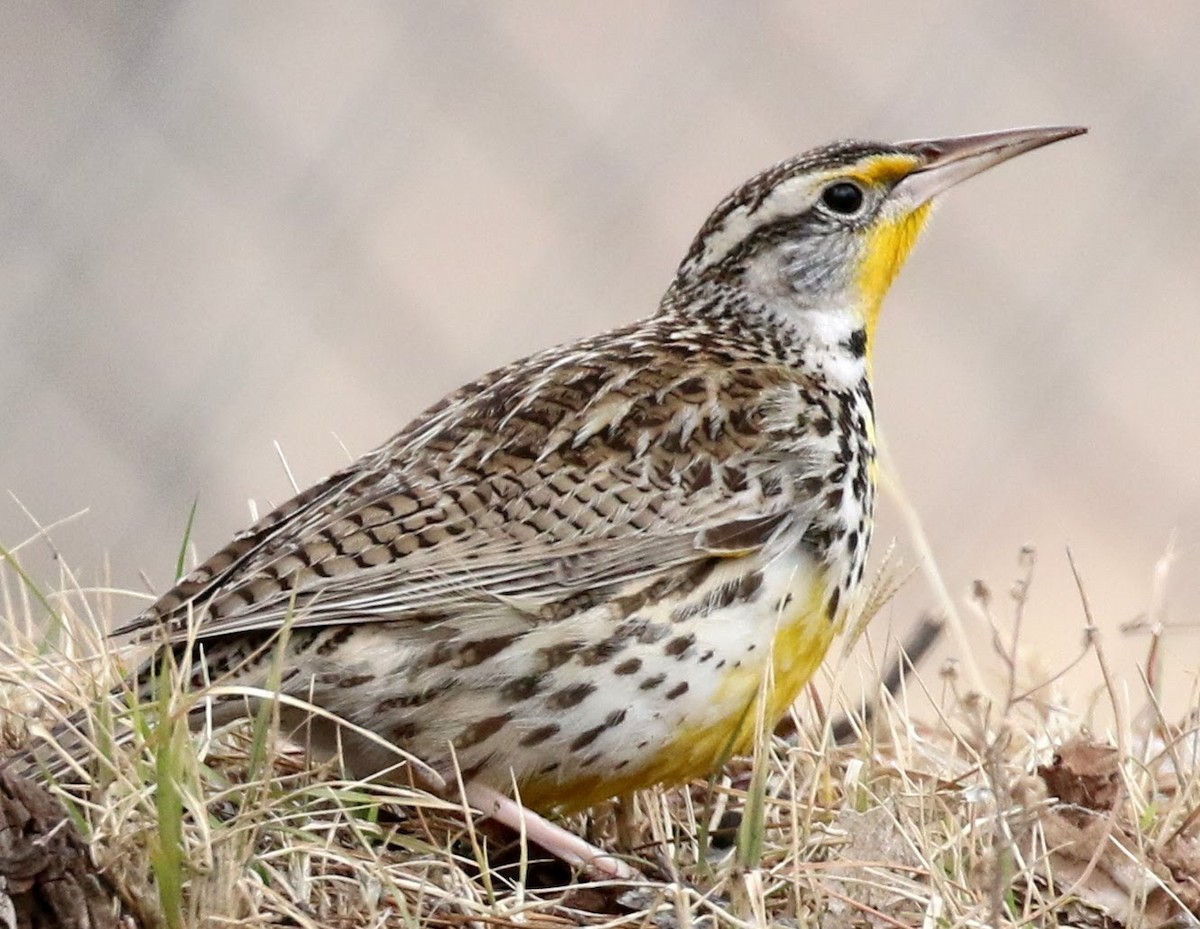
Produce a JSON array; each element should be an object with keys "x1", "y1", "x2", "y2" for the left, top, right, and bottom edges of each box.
[{"x1": 742, "y1": 250, "x2": 793, "y2": 298}]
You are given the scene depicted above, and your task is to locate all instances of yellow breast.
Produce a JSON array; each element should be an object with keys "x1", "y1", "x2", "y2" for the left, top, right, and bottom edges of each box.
[{"x1": 517, "y1": 565, "x2": 839, "y2": 811}]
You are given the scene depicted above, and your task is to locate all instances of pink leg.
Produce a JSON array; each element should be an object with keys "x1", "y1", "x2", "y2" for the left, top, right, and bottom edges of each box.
[{"x1": 463, "y1": 782, "x2": 639, "y2": 881}]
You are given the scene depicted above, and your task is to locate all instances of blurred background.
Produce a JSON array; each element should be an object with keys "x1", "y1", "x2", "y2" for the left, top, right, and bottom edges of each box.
[{"x1": 3, "y1": 3, "x2": 1198, "y2": 718}]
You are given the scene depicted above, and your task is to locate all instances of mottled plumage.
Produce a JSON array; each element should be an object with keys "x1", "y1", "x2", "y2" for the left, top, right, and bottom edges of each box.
[
  {"x1": 26, "y1": 128, "x2": 1085, "y2": 840},
  {"x1": 120, "y1": 290, "x2": 875, "y2": 807}
]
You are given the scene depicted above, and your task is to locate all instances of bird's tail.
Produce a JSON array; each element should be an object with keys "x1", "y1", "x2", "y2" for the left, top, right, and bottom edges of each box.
[{"x1": 2, "y1": 675, "x2": 154, "y2": 786}]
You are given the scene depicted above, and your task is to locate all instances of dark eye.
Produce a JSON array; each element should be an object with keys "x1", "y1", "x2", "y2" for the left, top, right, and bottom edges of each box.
[{"x1": 821, "y1": 181, "x2": 865, "y2": 215}]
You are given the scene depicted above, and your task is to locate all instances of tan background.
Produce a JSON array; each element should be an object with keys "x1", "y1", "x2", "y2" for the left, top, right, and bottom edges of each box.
[{"x1": 3, "y1": 4, "x2": 1198, "y2": 716}]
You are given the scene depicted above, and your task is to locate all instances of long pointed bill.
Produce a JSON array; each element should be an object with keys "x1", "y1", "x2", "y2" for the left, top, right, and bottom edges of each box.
[{"x1": 893, "y1": 125, "x2": 1087, "y2": 207}]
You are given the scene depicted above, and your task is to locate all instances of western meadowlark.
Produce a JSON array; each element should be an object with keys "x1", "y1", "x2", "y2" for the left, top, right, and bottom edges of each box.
[{"x1": 27, "y1": 125, "x2": 1084, "y2": 877}]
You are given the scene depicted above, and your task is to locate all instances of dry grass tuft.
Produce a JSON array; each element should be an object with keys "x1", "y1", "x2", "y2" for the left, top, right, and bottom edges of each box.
[{"x1": 1, "y1": 526, "x2": 1198, "y2": 929}]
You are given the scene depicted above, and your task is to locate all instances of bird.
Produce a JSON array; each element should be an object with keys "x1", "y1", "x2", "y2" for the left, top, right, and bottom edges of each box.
[{"x1": 24, "y1": 125, "x2": 1084, "y2": 878}]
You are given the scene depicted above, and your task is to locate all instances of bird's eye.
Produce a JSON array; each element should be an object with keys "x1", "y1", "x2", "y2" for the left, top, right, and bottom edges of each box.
[{"x1": 820, "y1": 181, "x2": 865, "y2": 215}]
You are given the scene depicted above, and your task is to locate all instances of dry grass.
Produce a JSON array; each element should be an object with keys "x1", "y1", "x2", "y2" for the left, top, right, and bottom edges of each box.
[{"x1": 1, "y1": 519, "x2": 1198, "y2": 928}]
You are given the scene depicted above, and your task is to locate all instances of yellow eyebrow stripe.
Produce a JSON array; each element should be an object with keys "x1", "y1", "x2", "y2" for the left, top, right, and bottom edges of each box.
[{"x1": 845, "y1": 153, "x2": 923, "y2": 188}]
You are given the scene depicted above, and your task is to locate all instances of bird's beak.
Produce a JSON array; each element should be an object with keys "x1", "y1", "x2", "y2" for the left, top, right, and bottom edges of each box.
[{"x1": 892, "y1": 125, "x2": 1087, "y2": 207}]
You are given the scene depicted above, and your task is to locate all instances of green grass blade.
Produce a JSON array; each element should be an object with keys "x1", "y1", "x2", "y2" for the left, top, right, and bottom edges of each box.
[{"x1": 174, "y1": 497, "x2": 200, "y2": 581}]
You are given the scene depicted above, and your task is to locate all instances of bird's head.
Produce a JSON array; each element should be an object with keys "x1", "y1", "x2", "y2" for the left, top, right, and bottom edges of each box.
[{"x1": 674, "y1": 126, "x2": 1085, "y2": 350}]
